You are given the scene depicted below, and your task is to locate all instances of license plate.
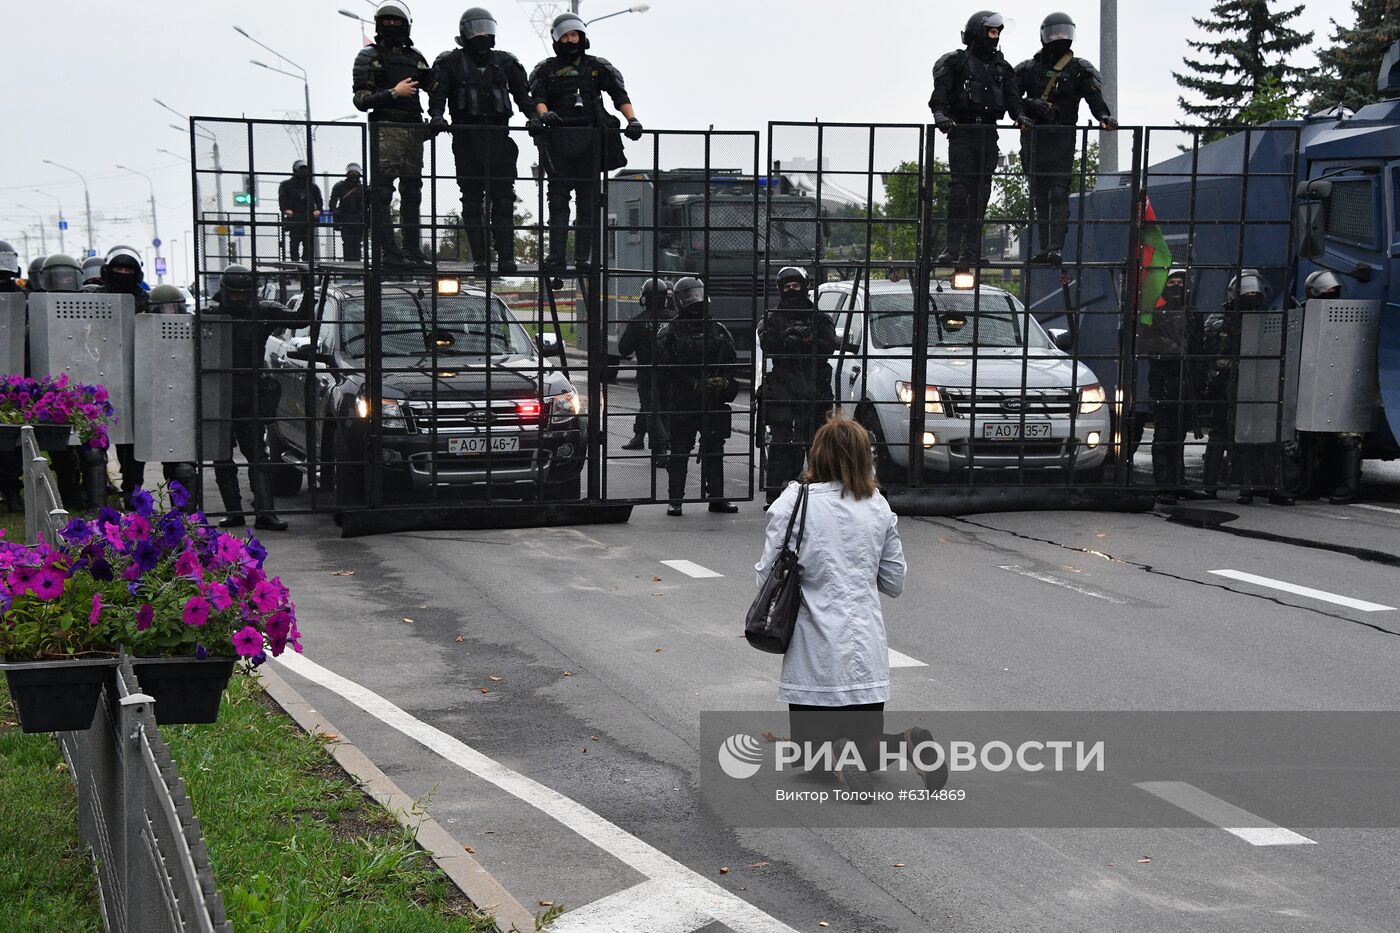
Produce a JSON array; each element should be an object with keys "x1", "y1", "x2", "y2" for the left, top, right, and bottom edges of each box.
[
  {"x1": 447, "y1": 435, "x2": 520, "y2": 455},
  {"x1": 981, "y1": 422, "x2": 1052, "y2": 440}
]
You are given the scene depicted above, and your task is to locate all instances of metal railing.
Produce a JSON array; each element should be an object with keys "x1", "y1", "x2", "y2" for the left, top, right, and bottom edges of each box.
[{"x1": 20, "y1": 424, "x2": 69, "y2": 545}]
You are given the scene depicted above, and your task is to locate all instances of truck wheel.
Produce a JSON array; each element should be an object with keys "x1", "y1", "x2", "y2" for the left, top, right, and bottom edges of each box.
[
  {"x1": 857, "y1": 405, "x2": 903, "y2": 486},
  {"x1": 266, "y1": 428, "x2": 304, "y2": 497}
]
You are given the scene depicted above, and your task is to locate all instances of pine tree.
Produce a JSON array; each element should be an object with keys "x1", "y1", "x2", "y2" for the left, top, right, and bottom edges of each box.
[
  {"x1": 1306, "y1": 0, "x2": 1400, "y2": 114},
  {"x1": 1173, "y1": 0, "x2": 1315, "y2": 128}
]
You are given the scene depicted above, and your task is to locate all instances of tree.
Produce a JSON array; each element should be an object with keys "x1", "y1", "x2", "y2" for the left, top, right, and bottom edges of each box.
[
  {"x1": 1235, "y1": 74, "x2": 1304, "y2": 124},
  {"x1": 1305, "y1": 0, "x2": 1400, "y2": 114},
  {"x1": 1173, "y1": 0, "x2": 1315, "y2": 134}
]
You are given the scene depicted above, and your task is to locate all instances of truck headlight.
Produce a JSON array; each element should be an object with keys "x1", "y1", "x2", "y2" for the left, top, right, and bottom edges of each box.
[
  {"x1": 548, "y1": 392, "x2": 582, "y2": 425},
  {"x1": 356, "y1": 396, "x2": 409, "y2": 430},
  {"x1": 895, "y1": 381, "x2": 944, "y2": 415},
  {"x1": 1079, "y1": 384, "x2": 1106, "y2": 414}
]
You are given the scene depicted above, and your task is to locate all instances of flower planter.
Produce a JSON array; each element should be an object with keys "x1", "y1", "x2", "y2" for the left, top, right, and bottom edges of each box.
[
  {"x1": 130, "y1": 657, "x2": 236, "y2": 725},
  {"x1": 0, "y1": 423, "x2": 75, "y2": 450},
  {"x1": 0, "y1": 657, "x2": 118, "y2": 733}
]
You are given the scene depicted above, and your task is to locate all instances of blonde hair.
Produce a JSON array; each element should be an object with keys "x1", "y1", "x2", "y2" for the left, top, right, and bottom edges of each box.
[{"x1": 804, "y1": 414, "x2": 877, "y2": 499}]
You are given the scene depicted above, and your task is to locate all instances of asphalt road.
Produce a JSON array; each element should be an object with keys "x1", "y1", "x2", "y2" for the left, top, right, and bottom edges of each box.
[{"x1": 227, "y1": 380, "x2": 1400, "y2": 932}]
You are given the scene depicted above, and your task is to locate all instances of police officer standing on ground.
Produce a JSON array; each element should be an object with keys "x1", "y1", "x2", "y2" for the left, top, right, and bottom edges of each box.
[
  {"x1": 0, "y1": 241, "x2": 20, "y2": 293},
  {"x1": 1301, "y1": 270, "x2": 1365, "y2": 503},
  {"x1": 619, "y1": 277, "x2": 673, "y2": 458},
  {"x1": 83, "y1": 246, "x2": 151, "y2": 507},
  {"x1": 278, "y1": 160, "x2": 324, "y2": 263},
  {"x1": 209, "y1": 264, "x2": 310, "y2": 531},
  {"x1": 929, "y1": 11, "x2": 1029, "y2": 267},
  {"x1": 353, "y1": 1, "x2": 433, "y2": 270},
  {"x1": 328, "y1": 163, "x2": 366, "y2": 262},
  {"x1": 25, "y1": 257, "x2": 47, "y2": 293},
  {"x1": 0, "y1": 241, "x2": 23, "y2": 512},
  {"x1": 1015, "y1": 13, "x2": 1116, "y2": 265},
  {"x1": 1136, "y1": 268, "x2": 1201, "y2": 505},
  {"x1": 529, "y1": 11, "x2": 642, "y2": 274},
  {"x1": 80, "y1": 255, "x2": 104, "y2": 286},
  {"x1": 34, "y1": 254, "x2": 87, "y2": 506},
  {"x1": 429, "y1": 8, "x2": 532, "y2": 275},
  {"x1": 656, "y1": 277, "x2": 739, "y2": 516},
  {"x1": 760, "y1": 266, "x2": 838, "y2": 505},
  {"x1": 140, "y1": 285, "x2": 199, "y2": 503}
]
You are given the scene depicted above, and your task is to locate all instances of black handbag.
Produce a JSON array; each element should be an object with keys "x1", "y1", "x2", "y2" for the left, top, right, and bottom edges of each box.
[{"x1": 745, "y1": 483, "x2": 809, "y2": 654}]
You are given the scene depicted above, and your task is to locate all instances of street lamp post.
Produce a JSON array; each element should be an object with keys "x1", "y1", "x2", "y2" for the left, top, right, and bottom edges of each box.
[
  {"x1": 15, "y1": 205, "x2": 47, "y2": 254},
  {"x1": 1100, "y1": 0, "x2": 1118, "y2": 173},
  {"x1": 29, "y1": 189, "x2": 65, "y2": 253},
  {"x1": 42, "y1": 160, "x2": 94, "y2": 259},
  {"x1": 115, "y1": 164, "x2": 163, "y2": 283},
  {"x1": 338, "y1": 9, "x2": 370, "y2": 44},
  {"x1": 584, "y1": 4, "x2": 650, "y2": 26},
  {"x1": 234, "y1": 26, "x2": 312, "y2": 123},
  {"x1": 155, "y1": 99, "x2": 224, "y2": 212}
]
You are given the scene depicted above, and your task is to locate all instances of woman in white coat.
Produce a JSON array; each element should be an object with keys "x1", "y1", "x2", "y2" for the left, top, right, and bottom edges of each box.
[{"x1": 756, "y1": 415, "x2": 943, "y2": 793}]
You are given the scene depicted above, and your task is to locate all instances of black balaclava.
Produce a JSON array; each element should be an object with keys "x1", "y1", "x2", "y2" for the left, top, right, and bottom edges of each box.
[
  {"x1": 1044, "y1": 38, "x2": 1072, "y2": 59},
  {"x1": 467, "y1": 35, "x2": 494, "y2": 58},
  {"x1": 553, "y1": 35, "x2": 583, "y2": 60},
  {"x1": 1162, "y1": 275, "x2": 1186, "y2": 310},
  {"x1": 106, "y1": 262, "x2": 142, "y2": 295},
  {"x1": 377, "y1": 19, "x2": 408, "y2": 45}
]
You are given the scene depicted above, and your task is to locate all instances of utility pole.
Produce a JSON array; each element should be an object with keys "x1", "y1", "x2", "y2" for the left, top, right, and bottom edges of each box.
[
  {"x1": 116, "y1": 165, "x2": 163, "y2": 283},
  {"x1": 30, "y1": 190, "x2": 65, "y2": 252},
  {"x1": 1099, "y1": 0, "x2": 1118, "y2": 173},
  {"x1": 43, "y1": 160, "x2": 95, "y2": 258},
  {"x1": 16, "y1": 205, "x2": 47, "y2": 254}
]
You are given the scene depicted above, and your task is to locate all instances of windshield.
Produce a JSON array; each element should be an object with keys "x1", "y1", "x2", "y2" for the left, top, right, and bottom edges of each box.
[
  {"x1": 865, "y1": 289, "x2": 1049, "y2": 349},
  {"x1": 685, "y1": 198, "x2": 818, "y2": 255},
  {"x1": 340, "y1": 292, "x2": 536, "y2": 359}
]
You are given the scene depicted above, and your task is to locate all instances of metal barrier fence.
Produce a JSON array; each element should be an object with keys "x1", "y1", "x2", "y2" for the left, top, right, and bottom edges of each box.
[{"x1": 20, "y1": 427, "x2": 231, "y2": 932}]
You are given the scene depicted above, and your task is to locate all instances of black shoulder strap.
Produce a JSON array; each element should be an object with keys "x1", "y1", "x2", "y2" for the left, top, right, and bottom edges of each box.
[
  {"x1": 1041, "y1": 52, "x2": 1075, "y2": 99},
  {"x1": 783, "y1": 483, "x2": 810, "y2": 553}
]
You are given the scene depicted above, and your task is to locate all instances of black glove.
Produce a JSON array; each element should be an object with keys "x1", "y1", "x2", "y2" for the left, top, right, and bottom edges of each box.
[
  {"x1": 526, "y1": 116, "x2": 547, "y2": 138},
  {"x1": 1024, "y1": 99, "x2": 1054, "y2": 120},
  {"x1": 428, "y1": 116, "x2": 450, "y2": 133},
  {"x1": 1100, "y1": 116, "x2": 1119, "y2": 131},
  {"x1": 934, "y1": 115, "x2": 957, "y2": 133},
  {"x1": 624, "y1": 118, "x2": 644, "y2": 141},
  {"x1": 539, "y1": 111, "x2": 563, "y2": 127},
  {"x1": 1014, "y1": 114, "x2": 1036, "y2": 130}
]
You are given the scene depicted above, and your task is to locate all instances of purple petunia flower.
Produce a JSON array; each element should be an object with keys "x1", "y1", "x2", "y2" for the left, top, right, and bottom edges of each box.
[
  {"x1": 132, "y1": 540, "x2": 161, "y2": 574},
  {"x1": 136, "y1": 603, "x2": 154, "y2": 631},
  {"x1": 264, "y1": 610, "x2": 292, "y2": 642},
  {"x1": 157, "y1": 516, "x2": 185, "y2": 550},
  {"x1": 250, "y1": 580, "x2": 280, "y2": 613},
  {"x1": 59, "y1": 518, "x2": 93, "y2": 545},
  {"x1": 130, "y1": 487, "x2": 155, "y2": 518},
  {"x1": 96, "y1": 506, "x2": 121, "y2": 528},
  {"x1": 88, "y1": 592, "x2": 103, "y2": 626},
  {"x1": 89, "y1": 558, "x2": 114, "y2": 582},
  {"x1": 195, "y1": 643, "x2": 208, "y2": 660},
  {"x1": 168, "y1": 481, "x2": 190, "y2": 509},
  {"x1": 244, "y1": 537, "x2": 268, "y2": 564},
  {"x1": 252, "y1": 650, "x2": 267, "y2": 668},
  {"x1": 31, "y1": 569, "x2": 64, "y2": 601},
  {"x1": 127, "y1": 580, "x2": 141, "y2": 596},
  {"x1": 231, "y1": 625, "x2": 262, "y2": 658},
  {"x1": 183, "y1": 596, "x2": 211, "y2": 627}
]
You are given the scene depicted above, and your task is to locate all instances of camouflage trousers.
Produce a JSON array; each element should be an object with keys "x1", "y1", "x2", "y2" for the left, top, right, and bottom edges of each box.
[{"x1": 374, "y1": 124, "x2": 426, "y2": 178}]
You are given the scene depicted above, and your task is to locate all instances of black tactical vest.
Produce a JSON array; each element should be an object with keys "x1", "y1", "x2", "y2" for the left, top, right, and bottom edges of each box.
[
  {"x1": 539, "y1": 56, "x2": 606, "y2": 127},
  {"x1": 454, "y1": 51, "x2": 512, "y2": 122},
  {"x1": 959, "y1": 53, "x2": 1005, "y2": 119},
  {"x1": 370, "y1": 43, "x2": 429, "y2": 121}
]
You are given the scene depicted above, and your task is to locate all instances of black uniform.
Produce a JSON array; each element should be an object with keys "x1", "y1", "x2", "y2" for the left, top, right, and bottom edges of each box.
[
  {"x1": 329, "y1": 173, "x2": 366, "y2": 261},
  {"x1": 278, "y1": 172, "x2": 324, "y2": 263},
  {"x1": 759, "y1": 298, "x2": 839, "y2": 501},
  {"x1": 656, "y1": 306, "x2": 740, "y2": 505},
  {"x1": 429, "y1": 46, "x2": 532, "y2": 269},
  {"x1": 1134, "y1": 280, "x2": 1201, "y2": 491},
  {"x1": 209, "y1": 291, "x2": 311, "y2": 525},
  {"x1": 528, "y1": 52, "x2": 630, "y2": 270},
  {"x1": 618, "y1": 300, "x2": 674, "y2": 452},
  {"x1": 0, "y1": 277, "x2": 21, "y2": 509},
  {"x1": 352, "y1": 35, "x2": 432, "y2": 262},
  {"x1": 929, "y1": 47, "x2": 1024, "y2": 264},
  {"x1": 78, "y1": 280, "x2": 154, "y2": 504},
  {"x1": 1014, "y1": 50, "x2": 1112, "y2": 257}
]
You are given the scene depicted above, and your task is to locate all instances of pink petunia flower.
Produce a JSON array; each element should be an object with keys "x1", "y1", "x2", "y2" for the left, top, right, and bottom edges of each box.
[
  {"x1": 183, "y1": 596, "x2": 211, "y2": 627},
  {"x1": 89, "y1": 592, "x2": 103, "y2": 625},
  {"x1": 250, "y1": 580, "x2": 280, "y2": 614},
  {"x1": 31, "y1": 569, "x2": 64, "y2": 601},
  {"x1": 204, "y1": 581, "x2": 233, "y2": 612},
  {"x1": 174, "y1": 548, "x2": 202, "y2": 581},
  {"x1": 231, "y1": 625, "x2": 263, "y2": 657},
  {"x1": 136, "y1": 603, "x2": 155, "y2": 631}
]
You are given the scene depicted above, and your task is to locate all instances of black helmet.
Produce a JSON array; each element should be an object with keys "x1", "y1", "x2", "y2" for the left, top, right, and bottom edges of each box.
[
  {"x1": 27, "y1": 256, "x2": 47, "y2": 291},
  {"x1": 551, "y1": 12, "x2": 588, "y2": 52},
  {"x1": 0, "y1": 240, "x2": 18, "y2": 277},
  {"x1": 374, "y1": 0, "x2": 412, "y2": 41},
  {"x1": 459, "y1": 7, "x2": 497, "y2": 41},
  {"x1": 102, "y1": 245, "x2": 144, "y2": 292},
  {"x1": 1304, "y1": 269, "x2": 1342, "y2": 299},
  {"x1": 1040, "y1": 12, "x2": 1074, "y2": 45},
  {"x1": 40, "y1": 253, "x2": 84, "y2": 293},
  {"x1": 81, "y1": 255, "x2": 105, "y2": 283},
  {"x1": 148, "y1": 284, "x2": 187, "y2": 314},
  {"x1": 292, "y1": 159, "x2": 309, "y2": 176},
  {"x1": 776, "y1": 266, "x2": 808, "y2": 292},
  {"x1": 346, "y1": 162, "x2": 362, "y2": 176},
  {"x1": 673, "y1": 276, "x2": 705, "y2": 311},
  {"x1": 220, "y1": 263, "x2": 256, "y2": 304},
  {"x1": 1226, "y1": 269, "x2": 1271, "y2": 306},
  {"x1": 639, "y1": 277, "x2": 672, "y2": 310},
  {"x1": 962, "y1": 10, "x2": 1005, "y2": 48}
]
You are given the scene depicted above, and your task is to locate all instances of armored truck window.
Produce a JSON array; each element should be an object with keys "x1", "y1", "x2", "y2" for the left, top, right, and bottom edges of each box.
[{"x1": 1323, "y1": 179, "x2": 1377, "y2": 248}]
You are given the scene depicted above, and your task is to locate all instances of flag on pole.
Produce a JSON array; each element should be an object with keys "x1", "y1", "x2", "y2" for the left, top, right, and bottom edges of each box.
[{"x1": 1136, "y1": 196, "x2": 1172, "y2": 325}]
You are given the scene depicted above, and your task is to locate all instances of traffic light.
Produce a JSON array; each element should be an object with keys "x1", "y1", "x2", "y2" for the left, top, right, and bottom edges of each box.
[{"x1": 233, "y1": 192, "x2": 257, "y2": 206}]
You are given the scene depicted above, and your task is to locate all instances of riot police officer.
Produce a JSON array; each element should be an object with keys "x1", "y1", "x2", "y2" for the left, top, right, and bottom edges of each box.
[
  {"x1": 353, "y1": 1, "x2": 433, "y2": 269},
  {"x1": 84, "y1": 246, "x2": 151, "y2": 504},
  {"x1": 0, "y1": 241, "x2": 21, "y2": 510},
  {"x1": 0, "y1": 241, "x2": 19, "y2": 292},
  {"x1": 25, "y1": 256, "x2": 47, "y2": 293},
  {"x1": 34, "y1": 254, "x2": 88, "y2": 505},
  {"x1": 208, "y1": 264, "x2": 311, "y2": 530},
  {"x1": 39, "y1": 253, "x2": 85, "y2": 293},
  {"x1": 278, "y1": 160, "x2": 324, "y2": 263},
  {"x1": 929, "y1": 11, "x2": 1029, "y2": 267},
  {"x1": 1136, "y1": 268, "x2": 1200, "y2": 504},
  {"x1": 1217, "y1": 271, "x2": 1291, "y2": 506},
  {"x1": 80, "y1": 255, "x2": 104, "y2": 286},
  {"x1": 618, "y1": 277, "x2": 674, "y2": 457},
  {"x1": 529, "y1": 12, "x2": 642, "y2": 274},
  {"x1": 429, "y1": 8, "x2": 533, "y2": 275},
  {"x1": 329, "y1": 163, "x2": 366, "y2": 262},
  {"x1": 84, "y1": 245, "x2": 149, "y2": 311},
  {"x1": 1015, "y1": 13, "x2": 1116, "y2": 265},
  {"x1": 656, "y1": 277, "x2": 739, "y2": 516},
  {"x1": 1301, "y1": 270, "x2": 1364, "y2": 503},
  {"x1": 759, "y1": 266, "x2": 838, "y2": 504}
]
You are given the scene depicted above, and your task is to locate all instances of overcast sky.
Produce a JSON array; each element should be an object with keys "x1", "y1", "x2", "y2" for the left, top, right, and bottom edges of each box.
[{"x1": 0, "y1": 0, "x2": 1343, "y2": 281}]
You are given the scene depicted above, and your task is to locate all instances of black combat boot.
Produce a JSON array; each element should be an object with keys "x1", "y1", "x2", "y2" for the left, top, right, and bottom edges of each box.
[
  {"x1": 1329, "y1": 437, "x2": 1363, "y2": 505},
  {"x1": 215, "y1": 470, "x2": 246, "y2": 527}
]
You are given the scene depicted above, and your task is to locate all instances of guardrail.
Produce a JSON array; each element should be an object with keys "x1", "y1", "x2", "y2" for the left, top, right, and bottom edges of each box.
[{"x1": 20, "y1": 424, "x2": 69, "y2": 545}]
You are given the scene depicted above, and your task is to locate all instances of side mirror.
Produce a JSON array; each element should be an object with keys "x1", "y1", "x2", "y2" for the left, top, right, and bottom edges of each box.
[
  {"x1": 1295, "y1": 202, "x2": 1325, "y2": 260},
  {"x1": 286, "y1": 344, "x2": 332, "y2": 365},
  {"x1": 1048, "y1": 328, "x2": 1074, "y2": 352},
  {"x1": 538, "y1": 331, "x2": 563, "y2": 356}
]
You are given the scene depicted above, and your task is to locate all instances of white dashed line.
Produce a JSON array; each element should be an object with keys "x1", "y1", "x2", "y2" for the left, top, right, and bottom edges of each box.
[
  {"x1": 660, "y1": 559, "x2": 724, "y2": 579},
  {"x1": 997, "y1": 565, "x2": 1131, "y2": 604},
  {"x1": 1209, "y1": 569, "x2": 1395, "y2": 612},
  {"x1": 1135, "y1": 781, "x2": 1317, "y2": 846},
  {"x1": 1350, "y1": 503, "x2": 1400, "y2": 516},
  {"x1": 275, "y1": 652, "x2": 798, "y2": 933},
  {"x1": 888, "y1": 648, "x2": 929, "y2": 669}
]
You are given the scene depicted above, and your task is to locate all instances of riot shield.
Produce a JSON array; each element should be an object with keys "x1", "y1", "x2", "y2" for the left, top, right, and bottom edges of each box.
[
  {"x1": 27, "y1": 292, "x2": 136, "y2": 445},
  {"x1": 0, "y1": 292, "x2": 24, "y2": 375},
  {"x1": 134, "y1": 314, "x2": 199, "y2": 462},
  {"x1": 1295, "y1": 299, "x2": 1383, "y2": 434}
]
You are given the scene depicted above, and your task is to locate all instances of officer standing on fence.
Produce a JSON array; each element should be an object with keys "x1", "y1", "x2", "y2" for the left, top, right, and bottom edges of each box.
[
  {"x1": 619, "y1": 277, "x2": 673, "y2": 458},
  {"x1": 353, "y1": 1, "x2": 433, "y2": 269},
  {"x1": 209, "y1": 264, "x2": 310, "y2": 531},
  {"x1": 529, "y1": 11, "x2": 642, "y2": 274},
  {"x1": 760, "y1": 266, "x2": 838, "y2": 504},
  {"x1": 278, "y1": 161, "x2": 324, "y2": 263},
  {"x1": 929, "y1": 11, "x2": 1029, "y2": 267},
  {"x1": 428, "y1": 7, "x2": 533, "y2": 275},
  {"x1": 1014, "y1": 13, "x2": 1116, "y2": 265},
  {"x1": 328, "y1": 163, "x2": 366, "y2": 262},
  {"x1": 656, "y1": 277, "x2": 739, "y2": 516}
]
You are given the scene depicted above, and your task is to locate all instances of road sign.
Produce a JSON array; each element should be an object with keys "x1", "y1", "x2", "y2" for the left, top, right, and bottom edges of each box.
[
  {"x1": 152, "y1": 238, "x2": 162, "y2": 248},
  {"x1": 154, "y1": 258, "x2": 167, "y2": 276},
  {"x1": 215, "y1": 225, "x2": 229, "y2": 236},
  {"x1": 58, "y1": 220, "x2": 69, "y2": 231},
  {"x1": 86, "y1": 249, "x2": 97, "y2": 258},
  {"x1": 232, "y1": 226, "x2": 246, "y2": 238}
]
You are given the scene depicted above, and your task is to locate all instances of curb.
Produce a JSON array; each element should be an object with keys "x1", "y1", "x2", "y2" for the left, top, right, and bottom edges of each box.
[{"x1": 257, "y1": 665, "x2": 539, "y2": 933}]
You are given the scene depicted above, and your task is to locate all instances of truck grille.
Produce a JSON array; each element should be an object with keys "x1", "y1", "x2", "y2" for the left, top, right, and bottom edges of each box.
[
  {"x1": 942, "y1": 388, "x2": 1078, "y2": 419},
  {"x1": 405, "y1": 399, "x2": 536, "y2": 434}
]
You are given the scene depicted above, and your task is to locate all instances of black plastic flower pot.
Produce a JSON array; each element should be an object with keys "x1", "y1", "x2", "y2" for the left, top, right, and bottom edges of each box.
[
  {"x1": 0, "y1": 423, "x2": 75, "y2": 450},
  {"x1": 130, "y1": 657, "x2": 236, "y2": 725},
  {"x1": 0, "y1": 657, "x2": 117, "y2": 733}
]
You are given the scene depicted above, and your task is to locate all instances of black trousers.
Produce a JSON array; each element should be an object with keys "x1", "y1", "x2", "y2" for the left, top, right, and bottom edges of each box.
[
  {"x1": 1147, "y1": 359, "x2": 1188, "y2": 487},
  {"x1": 336, "y1": 221, "x2": 364, "y2": 262},
  {"x1": 116, "y1": 444, "x2": 195, "y2": 495},
  {"x1": 632, "y1": 370, "x2": 669, "y2": 450},
  {"x1": 1019, "y1": 126, "x2": 1076, "y2": 253},
  {"x1": 545, "y1": 142, "x2": 601, "y2": 267},
  {"x1": 667, "y1": 411, "x2": 728, "y2": 503},
  {"x1": 452, "y1": 129, "x2": 519, "y2": 265},
  {"x1": 789, "y1": 703, "x2": 905, "y2": 773},
  {"x1": 764, "y1": 399, "x2": 827, "y2": 500},
  {"x1": 213, "y1": 403, "x2": 274, "y2": 516},
  {"x1": 945, "y1": 124, "x2": 999, "y2": 261},
  {"x1": 285, "y1": 223, "x2": 311, "y2": 262}
]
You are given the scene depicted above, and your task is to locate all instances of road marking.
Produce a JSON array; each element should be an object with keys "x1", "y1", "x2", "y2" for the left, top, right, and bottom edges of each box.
[
  {"x1": 275, "y1": 652, "x2": 797, "y2": 933},
  {"x1": 1351, "y1": 503, "x2": 1400, "y2": 516},
  {"x1": 660, "y1": 559, "x2": 723, "y2": 579},
  {"x1": 997, "y1": 565, "x2": 1131, "y2": 604},
  {"x1": 1135, "y1": 781, "x2": 1316, "y2": 846},
  {"x1": 888, "y1": 648, "x2": 928, "y2": 669},
  {"x1": 1208, "y1": 569, "x2": 1395, "y2": 612},
  {"x1": 546, "y1": 879, "x2": 713, "y2": 932}
]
